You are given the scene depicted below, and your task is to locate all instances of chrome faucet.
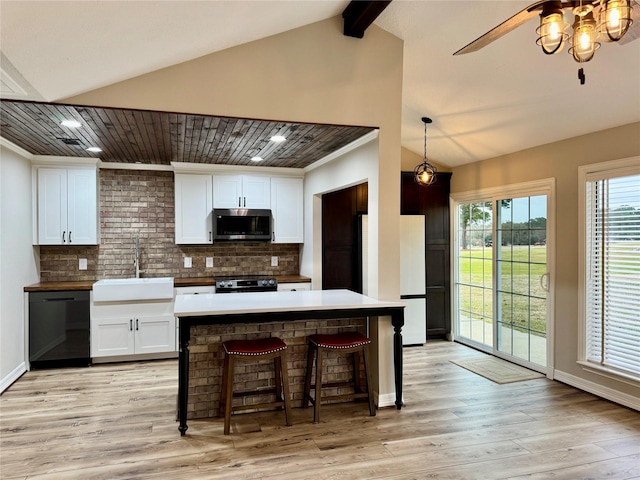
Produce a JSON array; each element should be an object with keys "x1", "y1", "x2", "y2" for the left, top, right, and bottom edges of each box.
[{"x1": 134, "y1": 237, "x2": 145, "y2": 278}]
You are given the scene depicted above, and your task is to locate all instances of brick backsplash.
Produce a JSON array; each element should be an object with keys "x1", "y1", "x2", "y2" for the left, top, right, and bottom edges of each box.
[{"x1": 39, "y1": 169, "x2": 299, "y2": 282}]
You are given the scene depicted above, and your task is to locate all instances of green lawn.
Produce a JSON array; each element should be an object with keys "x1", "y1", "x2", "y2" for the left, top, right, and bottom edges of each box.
[{"x1": 458, "y1": 245, "x2": 547, "y2": 335}]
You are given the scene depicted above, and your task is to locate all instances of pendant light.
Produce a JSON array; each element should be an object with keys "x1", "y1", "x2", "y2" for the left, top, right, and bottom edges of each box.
[
  {"x1": 414, "y1": 117, "x2": 437, "y2": 186},
  {"x1": 536, "y1": 1, "x2": 569, "y2": 54}
]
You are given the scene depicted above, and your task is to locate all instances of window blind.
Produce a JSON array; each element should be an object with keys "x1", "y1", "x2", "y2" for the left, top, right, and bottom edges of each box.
[{"x1": 585, "y1": 173, "x2": 640, "y2": 378}]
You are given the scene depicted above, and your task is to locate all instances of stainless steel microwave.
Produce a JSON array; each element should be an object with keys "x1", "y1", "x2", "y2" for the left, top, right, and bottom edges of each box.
[{"x1": 212, "y1": 208, "x2": 272, "y2": 241}]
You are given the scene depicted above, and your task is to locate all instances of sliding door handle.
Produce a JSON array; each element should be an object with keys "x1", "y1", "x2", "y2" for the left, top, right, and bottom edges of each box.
[{"x1": 540, "y1": 272, "x2": 550, "y2": 293}]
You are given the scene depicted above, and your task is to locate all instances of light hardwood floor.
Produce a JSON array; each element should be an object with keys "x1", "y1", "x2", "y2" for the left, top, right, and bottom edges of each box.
[{"x1": 1, "y1": 341, "x2": 638, "y2": 479}]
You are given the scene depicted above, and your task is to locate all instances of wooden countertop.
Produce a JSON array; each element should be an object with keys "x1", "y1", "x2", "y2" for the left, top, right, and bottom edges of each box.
[
  {"x1": 24, "y1": 275, "x2": 311, "y2": 292},
  {"x1": 24, "y1": 281, "x2": 95, "y2": 292}
]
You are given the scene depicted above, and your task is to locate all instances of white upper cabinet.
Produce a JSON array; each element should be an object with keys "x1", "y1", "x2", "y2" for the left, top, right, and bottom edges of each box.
[
  {"x1": 213, "y1": 174, "x2": 270, "y2": 209},
  {"x1": 175, "y1": 174, "x2": 213, "y2": 244},
  {"x1": 271, "y1": 177, "x2": 304, "y2": 243},
  {"x1": 36, "y1": 167, "x2": 98, "y2": 245}
]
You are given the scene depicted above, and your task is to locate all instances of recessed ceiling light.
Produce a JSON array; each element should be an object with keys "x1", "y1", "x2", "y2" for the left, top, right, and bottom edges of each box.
[
  {"x1": 86, "y1": 147, "x2": 102, "y2": 153},
  {"x1": 270, "y1": 135, "x2": 286, "y2": 143},
  {"x1": 251, "y1": 156, "x2": 264, "y2": 162},
  {"x1": 61, "y1": 119, "x2": 82, "y2": 128}
]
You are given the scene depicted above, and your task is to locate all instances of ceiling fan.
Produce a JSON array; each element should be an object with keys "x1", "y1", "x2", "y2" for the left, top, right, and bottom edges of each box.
[{"x1": 454, "y1": 0, "x2": 639, "y2": 83}]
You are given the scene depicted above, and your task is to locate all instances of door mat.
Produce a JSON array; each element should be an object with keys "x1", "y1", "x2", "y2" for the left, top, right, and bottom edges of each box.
[{"x1": 450, "y1": 356, "x2": 545, "y2": 384}]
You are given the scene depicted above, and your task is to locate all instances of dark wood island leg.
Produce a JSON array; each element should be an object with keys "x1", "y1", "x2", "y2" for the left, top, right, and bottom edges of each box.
[
  {"x1": 178, "y1": 319, "x2": 190, "y2": 436},
  {"x1": 392, "y1": 311, "x2": 404, "y2": 409}
]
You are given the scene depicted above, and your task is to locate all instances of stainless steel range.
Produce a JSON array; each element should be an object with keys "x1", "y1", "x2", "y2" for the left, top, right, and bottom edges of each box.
[{"x1": 215, "y1": 275, "x2": 277, "y2": 293}]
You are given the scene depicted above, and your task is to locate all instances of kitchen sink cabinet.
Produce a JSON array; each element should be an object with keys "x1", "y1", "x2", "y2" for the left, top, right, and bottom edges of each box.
[
  {"x1": 270, "y1": 177, "x2": 303, "y2": 243},
  {"x1": 175, "y1": 173, "x2": 213, "y2": 244},
  {"x1": 91, "y1": 300, "x2": 176, "y2": 360},
  {"x1": 213, "y1": 174, "x2": 270, "y2": 209},
  {"x1": 35, "y1": 167, "x2": 98, "y2": 245}
]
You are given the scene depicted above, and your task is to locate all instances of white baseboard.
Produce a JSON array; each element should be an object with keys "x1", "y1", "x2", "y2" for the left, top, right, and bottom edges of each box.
[
  {"x1": 376, "y1": 391, "x2": 398, "y2": 409},
  {"x1": 1, "y1": 362, "x2": 26, "y2": 394},
  {"x1": 554, "y1": 369, "x2": 640, "y2": 411}
]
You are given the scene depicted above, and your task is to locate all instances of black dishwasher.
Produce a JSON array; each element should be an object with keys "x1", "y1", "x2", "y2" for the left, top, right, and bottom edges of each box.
[{"x1": 29, "y1": 290, "x2": 91, "y2": 369}]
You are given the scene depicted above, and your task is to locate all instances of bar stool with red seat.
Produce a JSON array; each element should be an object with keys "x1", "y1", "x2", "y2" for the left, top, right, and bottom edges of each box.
[
  {"x1": 220, "y1": 337, "x2": 292, "y2": 435},
  {"x1": 303, "y1": 331, "x2": 375, "y2": 423}
]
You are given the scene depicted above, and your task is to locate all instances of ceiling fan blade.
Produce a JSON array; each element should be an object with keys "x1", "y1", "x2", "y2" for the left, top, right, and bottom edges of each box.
[
  {"x1": 453, "y1": 0, "x2": 550, "y2": 56},
  {"x1": 617, "y1": 0, "x2": 640, "y2": 45}
]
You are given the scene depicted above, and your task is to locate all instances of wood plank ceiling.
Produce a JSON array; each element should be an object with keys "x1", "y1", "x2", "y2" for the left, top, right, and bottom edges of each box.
[{"x1": 0, "y1": 100, "x2": 376, "y2": 168}]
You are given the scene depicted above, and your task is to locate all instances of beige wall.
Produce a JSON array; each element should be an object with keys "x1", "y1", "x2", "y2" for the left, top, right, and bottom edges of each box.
[
  {"x1": 400, "y1": 146, "x2": 449, "y2": 173},
  {"x1": 65, "y1": 17, "x2": 404, "y2": 301},
  {"x1": 451, "y1": 121, "x2": 640, "y2": 402}
]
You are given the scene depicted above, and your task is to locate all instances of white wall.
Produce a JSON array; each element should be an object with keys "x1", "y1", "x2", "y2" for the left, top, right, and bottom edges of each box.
[
  {"x1": 0, "y1": 144, "x2": 39, "y2": 392},
  {"x1": 301, "y1": 137, "x2": 378, "y2": 294},
  {"x1": 301, "y1": 137, "x2": 397, "y2": 407}
]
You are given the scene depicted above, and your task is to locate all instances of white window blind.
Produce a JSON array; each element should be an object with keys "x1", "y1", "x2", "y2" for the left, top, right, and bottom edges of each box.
[{"x1": 585, "y1": 172, "x2": 640, "y2": 379}]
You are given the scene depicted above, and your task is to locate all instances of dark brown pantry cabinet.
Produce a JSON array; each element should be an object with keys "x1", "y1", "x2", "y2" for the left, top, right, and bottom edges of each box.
[{"x1": 400, "y1": 172, "x2": 452, "y2": 339}]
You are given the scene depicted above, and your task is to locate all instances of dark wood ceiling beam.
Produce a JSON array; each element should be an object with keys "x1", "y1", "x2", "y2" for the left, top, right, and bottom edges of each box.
[{"x1": 342, "y1": 0, "x2": 392, "y2": 39}]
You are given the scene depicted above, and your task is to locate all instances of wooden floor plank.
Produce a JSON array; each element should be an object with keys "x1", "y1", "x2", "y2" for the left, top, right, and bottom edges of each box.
[{"x1": 1, "y1": 342, "x2": 637, "y2": 479}]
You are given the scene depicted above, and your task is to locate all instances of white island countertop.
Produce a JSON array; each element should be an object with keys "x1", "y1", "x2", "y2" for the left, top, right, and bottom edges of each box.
[{"x1": 174, "y1": 289, "x2": 404, "y2": 317}]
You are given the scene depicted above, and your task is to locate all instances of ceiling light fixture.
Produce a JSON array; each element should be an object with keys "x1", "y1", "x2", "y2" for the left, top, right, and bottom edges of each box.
[
  {"x1": 536, "y1": 0, "x2": 633, "y2": 83},
  {"x1": 86, "y1": 147, "x2": 102, "y2": 153},
  {"x1": 536, "y1": 1, "x2": 569, "y2": 54},
  {"x1": 270, "y1": 135, "x2": 286, "y2": 143},
  {"x1": 61, "y1": 119, "x2": 82, "y2": 128},
  {"x1": 414, "y1": 117, "x2": 437, "y2": 187},
  {"x1": 251, "y1": 156, "x2": 264, "y2": 162}
]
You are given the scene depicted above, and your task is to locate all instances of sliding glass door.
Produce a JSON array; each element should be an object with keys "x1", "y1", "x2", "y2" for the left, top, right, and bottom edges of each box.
[
  {"x1": 495, "y1": 195, "x2": 548, "y2": 366},
  {"x1": 453, "y1": 181, "x2": 554, "y2": 372}
]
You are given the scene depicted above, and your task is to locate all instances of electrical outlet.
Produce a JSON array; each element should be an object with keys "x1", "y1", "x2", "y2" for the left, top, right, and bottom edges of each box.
[
  {"x1": 78, "y1": 258, "x2": 87, "y2": 270},
  {"x1": 184, "y1": 257, "x2": 192, "y2": 268},
  {"x1": 271, "y1": 256, "x2": 278, "y2": 267},
  {"x1": 206, "y1": 257, "x2": 214, "y2": 268}
]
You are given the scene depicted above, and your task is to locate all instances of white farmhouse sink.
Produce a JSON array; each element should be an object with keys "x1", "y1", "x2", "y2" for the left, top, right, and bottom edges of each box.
[{"x1": 93, "y1": 277, "x2": 174, "y2": 302}]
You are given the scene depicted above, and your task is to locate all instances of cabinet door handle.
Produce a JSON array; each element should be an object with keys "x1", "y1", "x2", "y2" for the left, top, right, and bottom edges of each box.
[
  {"x1": 272, "y1": 231, "x2": 275, "y2": 241},
  {"x1": 238, "y1": 197, "x2": 241, "y2": 208},
  {"x1": 209, "y1": 231, "x2": 212, "y2": 242},
  {"x1": 69, "y1": 231, "x2": 72, "y2": 243},
  {"x1": 130, "y1": 319, "x2": 133, "y2": 331},
  {"x1": 136, "y1": 319, "x2": 139, "y2": 331},
  {"x1": 62, "y1": 231, "x2": 66, "y2": 243},
  {"x1": 243, "y1": 197, "x2": 246, "y2": 207}
]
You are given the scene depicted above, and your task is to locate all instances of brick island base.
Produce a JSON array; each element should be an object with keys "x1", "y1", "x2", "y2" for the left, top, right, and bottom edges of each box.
[{"x1": 187, "y1": 317, "x2": 367, "y2": 420}]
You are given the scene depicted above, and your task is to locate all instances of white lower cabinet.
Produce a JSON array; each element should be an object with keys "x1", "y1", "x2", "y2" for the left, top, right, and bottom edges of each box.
[
  {"x1": 277, "y1": 282, "x2": 311, "y2": 292},
  {"x1": 91, "y1": 300, "x2": 175, "y2": 360}
]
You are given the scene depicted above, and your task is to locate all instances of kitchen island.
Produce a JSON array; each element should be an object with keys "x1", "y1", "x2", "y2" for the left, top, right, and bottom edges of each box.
[{"x1": 174, "y1": 289, "x2": 405, "y2": 436}]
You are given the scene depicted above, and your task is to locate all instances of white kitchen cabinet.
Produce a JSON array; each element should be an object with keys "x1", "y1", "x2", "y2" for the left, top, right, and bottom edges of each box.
[
  {"x1": 36, "y1": 167, "x2": 98, "y2": 245},
  {"x1": 270, "y1": 177, "x2": 303, "y2": 243},
  {"x1": 213, "y1": 174, "x2": 270, "y2": 209},
  {"x1": 91, "y1": 300, "x2": 175, "y2": 359},
  {"x1": 277, "y1": 282, "x2": 311, "y2": 292},
  {"x1": 175, "y1": 174, "x2": 213, "y2": 244},
  {"x1": 174, "y1": 286, "x2": 215, "y2": 347},
  {"x1": 91, "y1": 316, "x2": 136, "y2": 357}
]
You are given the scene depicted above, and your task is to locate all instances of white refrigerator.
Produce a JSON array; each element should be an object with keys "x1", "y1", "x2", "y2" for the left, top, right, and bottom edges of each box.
[{"x1": 400, "y1": 215, "x2": 427, "y2": 345}]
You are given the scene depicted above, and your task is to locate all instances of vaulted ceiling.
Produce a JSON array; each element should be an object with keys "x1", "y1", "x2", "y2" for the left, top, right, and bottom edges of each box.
[{"x1": 1, "y1": 1, "x2": 639, "y2": 168}]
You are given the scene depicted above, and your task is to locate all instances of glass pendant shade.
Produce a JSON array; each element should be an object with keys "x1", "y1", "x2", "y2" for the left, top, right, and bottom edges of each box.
[
  {"x1": 536, "y1": 2, "x2": 569, "y2": 54},
  {"x1": 414, "y1": 162, "x2": 437, "y2": 186},
  {"x1": 569, "y1": 12, "x2": 600, "y2": 62},
  {"x1": 597, "y1": 0, "x2": 633, "y2": 41}
]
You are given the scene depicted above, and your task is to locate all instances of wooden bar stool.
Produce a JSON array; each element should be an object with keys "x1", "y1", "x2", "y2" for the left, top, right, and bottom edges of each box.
[
  {"x1": 220, "y1": 337, "x2": 292, "y2": 435},
  {"x1": 303, "y1": 331, "x2": 375, "y2": 423}
]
